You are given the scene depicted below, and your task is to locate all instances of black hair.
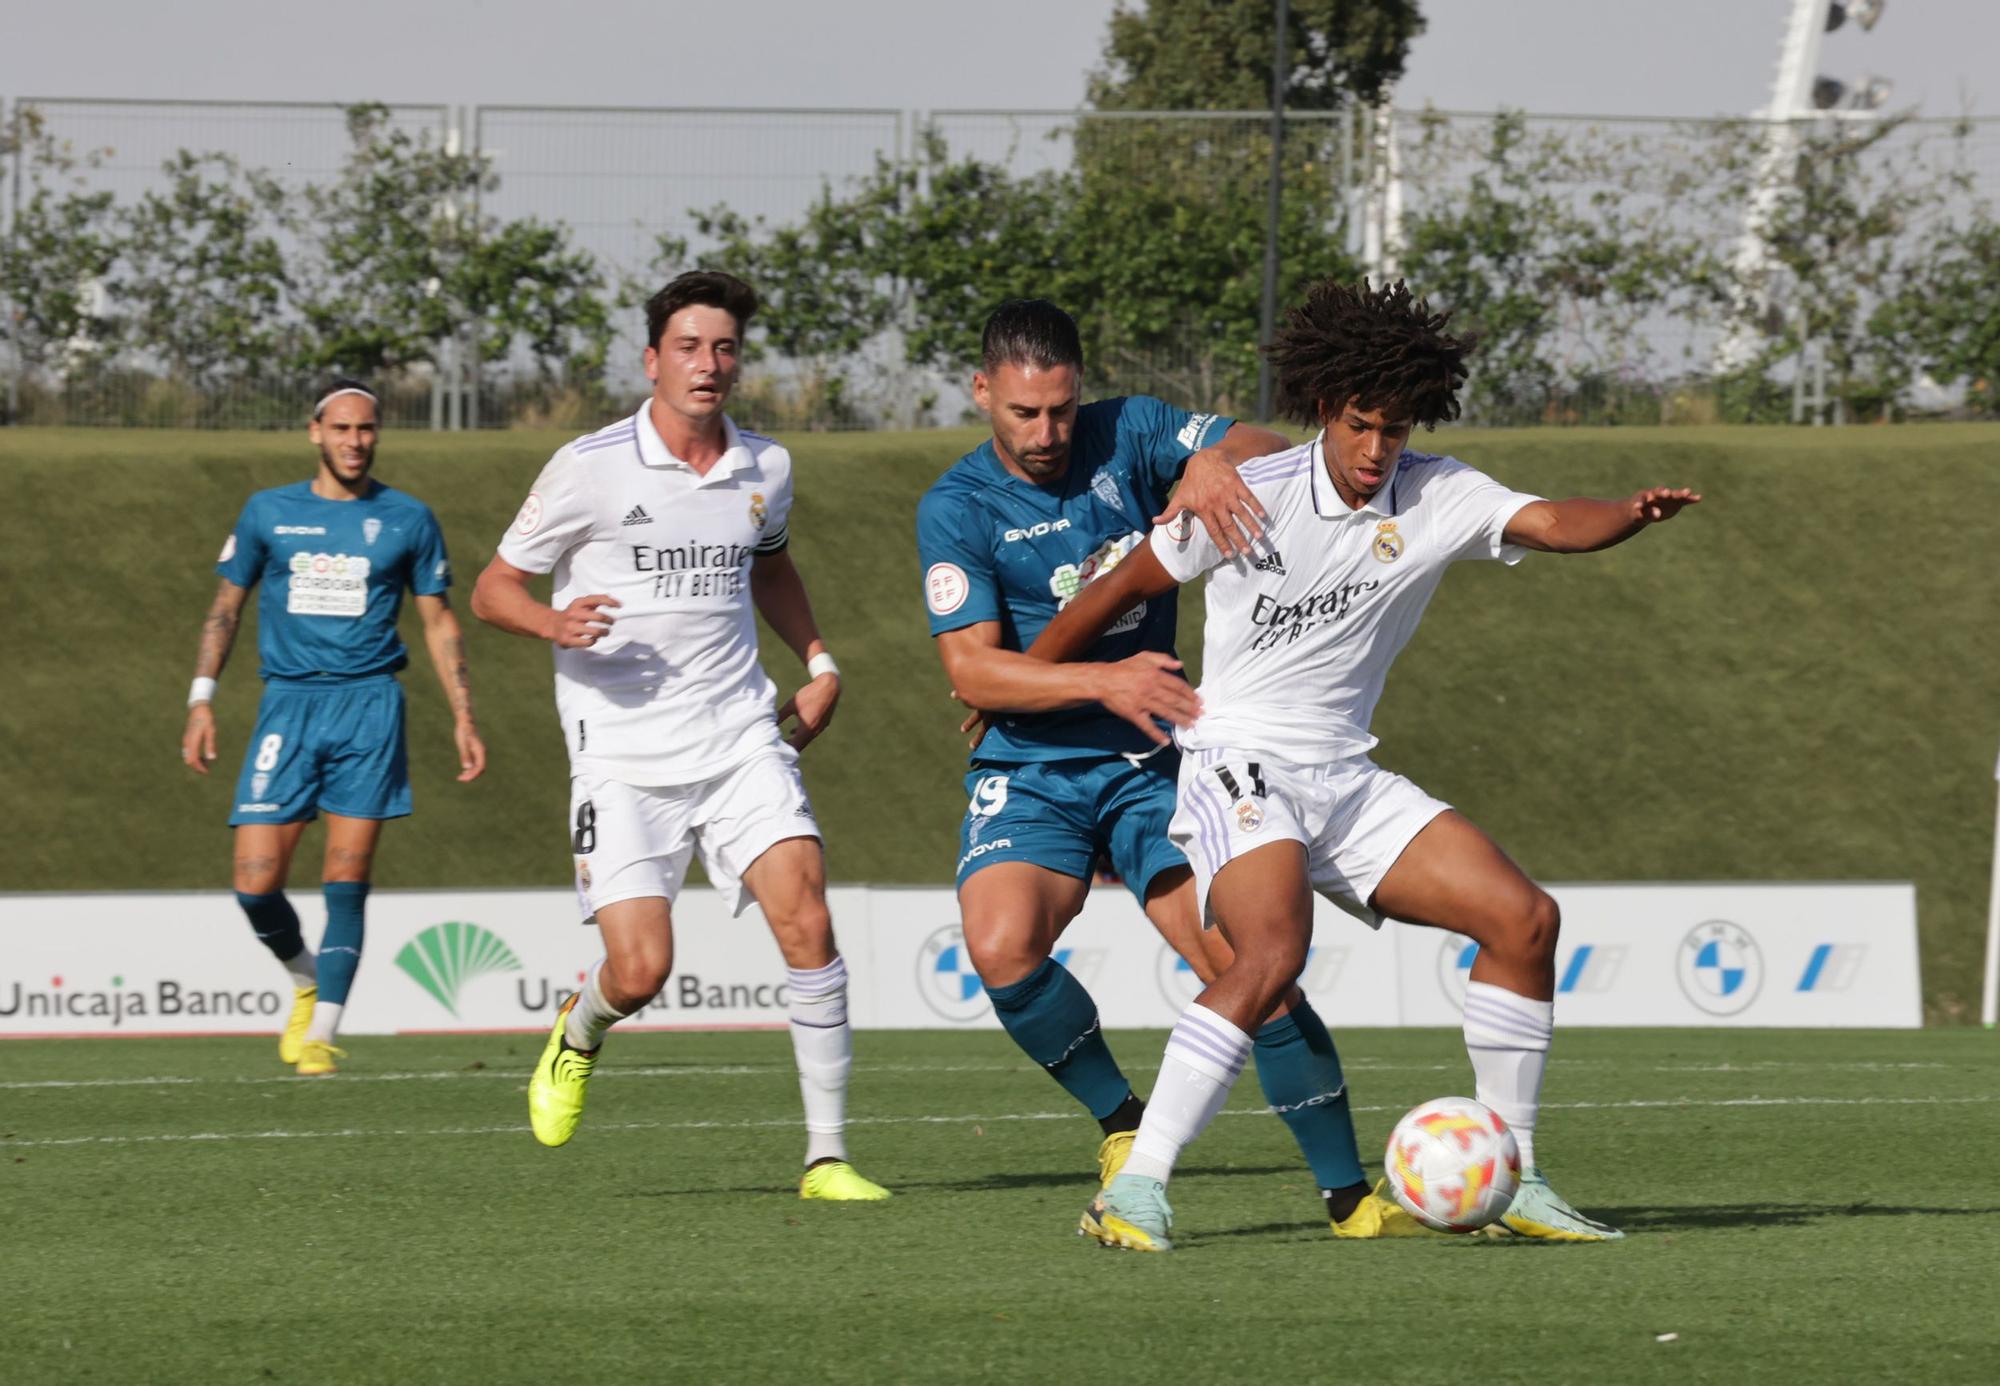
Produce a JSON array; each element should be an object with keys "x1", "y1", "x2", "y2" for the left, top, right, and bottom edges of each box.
[
  {"x1": 645, "y1": 270, "x2": 758, "y2": 349},
  {"x1": 313, "y1": 377, "x2": 379, "y2": 421},
  {"x1": 1265, "y1": 279, "x2": 1472, "y2": 428},
  {"x1": 980, "y1": 298, "x2": 1083, "y2": 374}
]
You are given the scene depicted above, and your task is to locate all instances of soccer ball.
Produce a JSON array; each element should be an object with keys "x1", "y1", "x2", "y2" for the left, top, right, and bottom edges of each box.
[{"x1": 1383, "y1": 1096, "x2": 1522, "y2": 1233}]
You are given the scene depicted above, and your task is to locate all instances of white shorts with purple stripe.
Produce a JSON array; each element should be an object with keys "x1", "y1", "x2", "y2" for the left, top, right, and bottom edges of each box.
[{"x1": 1168, "y1": 747, "x2": 1450, "y2": 929}]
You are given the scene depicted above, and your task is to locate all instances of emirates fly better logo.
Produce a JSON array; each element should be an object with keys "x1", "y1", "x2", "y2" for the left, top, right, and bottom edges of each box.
[{"x1": 394, "y1": 922, "x2": 524, "y2": 1018}]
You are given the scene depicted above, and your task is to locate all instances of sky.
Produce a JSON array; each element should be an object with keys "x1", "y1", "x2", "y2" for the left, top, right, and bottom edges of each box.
[{"x1": 4, "y1": 0, "x2": 1993, "y2": 120}]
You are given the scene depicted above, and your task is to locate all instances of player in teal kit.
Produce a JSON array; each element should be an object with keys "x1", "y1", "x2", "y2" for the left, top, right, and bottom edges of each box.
[
  {"x1": 181, "y1": 380, "x2": 486, "y2": 1075},
  {"x1": 917, "y1": 301, "x2": 1424, "y2": 1237}
]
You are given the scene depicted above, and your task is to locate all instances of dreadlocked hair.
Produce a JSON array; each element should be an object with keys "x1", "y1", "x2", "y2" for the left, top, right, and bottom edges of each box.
[{"x1": 1265, "y1": 279, "x2": 1472, "y2": 429}]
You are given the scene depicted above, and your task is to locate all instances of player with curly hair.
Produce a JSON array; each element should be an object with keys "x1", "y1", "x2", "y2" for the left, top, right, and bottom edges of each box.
[{"x1": 1014, "y1": 278, "x2": 1700, "y2": 1250}]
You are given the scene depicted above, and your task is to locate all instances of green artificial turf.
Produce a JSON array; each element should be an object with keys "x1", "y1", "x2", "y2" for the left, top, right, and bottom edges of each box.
[
  {"x1": 2, "y1": 423, "x2": 1997, "y2": 1020},
  {"x1": 1, "y1": 1027, "x2": 1995, "y2": 1382}
]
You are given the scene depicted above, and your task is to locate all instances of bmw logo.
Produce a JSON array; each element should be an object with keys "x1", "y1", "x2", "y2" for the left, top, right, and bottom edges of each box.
[
  {"x1": 1676, "y1": 920, "x2": 1764, "y2": 1016},
  {"x1": 915, "y1": 925, "x2": 991, "y2": 1023}
]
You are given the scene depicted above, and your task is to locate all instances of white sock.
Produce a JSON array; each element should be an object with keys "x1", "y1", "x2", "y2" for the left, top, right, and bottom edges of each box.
[
  {"x1": 565, "y1": 959, "x2": 629, "y2": 1051},
  {"x1": 1120, "y1": 1003, "x2": 1251, "y2": 1185},
  {"x1": 283, "y1": 949, "x2": 317, "y2": 989},
  {"x1": 1462, "y1": 980, "x2": 1554, "y2": 1170},
  {"x1": 304, "y1": 1000, "x2": 344, "y2": 1044},
  {"x1": 787, "y1": 957, "x2": 852, "y2": 1166}
]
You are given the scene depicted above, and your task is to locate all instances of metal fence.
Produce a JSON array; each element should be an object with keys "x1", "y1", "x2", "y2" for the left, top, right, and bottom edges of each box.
[{"x1": 4, "y1": 97, "x2": 1997, "y2": 429}]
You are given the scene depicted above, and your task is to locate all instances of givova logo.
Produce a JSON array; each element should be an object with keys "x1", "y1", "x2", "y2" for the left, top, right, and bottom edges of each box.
[{"x1": 394, "y1": 922, "x2": 523, "y2": 1018}]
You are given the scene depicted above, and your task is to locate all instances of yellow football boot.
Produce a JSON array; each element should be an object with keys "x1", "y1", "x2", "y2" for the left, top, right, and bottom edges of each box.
[
  {"x1": 1332, "y1": 1180, "x2": 1440, "y2": 1239},
  {"x1": 295, "y1": 1040, "x2": 345, "y2": 1077},
  {"x1": 279, "y1": 986, "x2": 317, "y2": 1065},
  {"x1": 799, "y1": 1159, "x2": 892, "y2": 1201},
  {"x1": 1095, "y1": 1129, "x2": 1137, "y2": 1190},
  {"x1": 528, "y1": 994, "x2": 597, "y2": 1147}
]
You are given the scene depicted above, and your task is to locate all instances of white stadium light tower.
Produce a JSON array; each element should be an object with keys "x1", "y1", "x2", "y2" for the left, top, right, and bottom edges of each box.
[{"x1": 1713, "y1": 0, "x2": 1889, "y2": 374}]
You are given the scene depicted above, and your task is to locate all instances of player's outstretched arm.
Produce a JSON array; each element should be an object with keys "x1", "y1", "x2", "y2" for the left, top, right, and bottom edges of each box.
[
  {"x1": 470, "y1": 555, "x2": 619, "y2": 647},
  {"x1": 413, "y1": 593, "x2": 486, "y2": 783},
  {"x1": 1503, "y1": 487, "x2": 1703, "y2": 554},
  {"x1": 749, "y1": 548, "x2": 840, "y2": 751},
  {"x1": 181, "y1": 578, "x2": 248, "y2": 775},
  {"x1": 1023, "y1": 543, "x2": 1193, "y2": 743},
  {"x1": 1154, "y1": 422, "x2": 1291, "y2": 561}
]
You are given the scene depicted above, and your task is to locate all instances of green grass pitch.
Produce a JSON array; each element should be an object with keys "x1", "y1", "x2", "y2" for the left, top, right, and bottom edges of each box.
[
  {"x1": 2, "y1": 423, "x2": 1998, "y2": 1020},
  {"x1": 2, "y1": 1027, "x2": 1995, "y2": 1381}
]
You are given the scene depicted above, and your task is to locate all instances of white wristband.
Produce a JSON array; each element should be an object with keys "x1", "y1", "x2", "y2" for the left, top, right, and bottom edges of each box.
[
  {"x1": 806, "y1": 652, "x2": 840, "y2": 680},
  {"x1": 188, "y1": 677, "x2": 218, "y2": 707}
]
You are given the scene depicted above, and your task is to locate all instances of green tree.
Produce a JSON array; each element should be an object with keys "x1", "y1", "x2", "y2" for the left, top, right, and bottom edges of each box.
[
  {"x1": 1089, "y1": 0, "x2": 1425, "y2": 111},
  {"x1": 1874, "y1": 210, "x2": 2000, "y2": 415},
  {"x1": 295, "y1": 104, "x2": 610, "y2": 385},
  {"x1": 0, "y1": 107, "x2": 121, "y2": 374},
  {"x1": 115, "y1": 151, "x2": 292, "y2": 390}
]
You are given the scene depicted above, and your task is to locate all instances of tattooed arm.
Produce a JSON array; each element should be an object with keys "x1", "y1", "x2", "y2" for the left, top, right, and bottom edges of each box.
[
  {"x1": 413, "y1": 592, "x2": 486, "y2": 782},
  {"x1": 181, "y1": 578, "x2": 248, "y2": 775}
]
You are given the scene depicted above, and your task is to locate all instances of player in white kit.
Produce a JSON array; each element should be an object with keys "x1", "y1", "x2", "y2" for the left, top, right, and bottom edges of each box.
[
  {"x1": 471, "y1": 271, "x2": 889, "y2": 1201},
  {"x1": 1027, "y1": 280, "x2": 1700, "y2": 1250}
]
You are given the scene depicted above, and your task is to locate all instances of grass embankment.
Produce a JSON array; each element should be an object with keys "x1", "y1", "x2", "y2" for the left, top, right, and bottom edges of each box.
[{"x1": 2, "y1": 423, "x2": 1996, "y2": 1021}]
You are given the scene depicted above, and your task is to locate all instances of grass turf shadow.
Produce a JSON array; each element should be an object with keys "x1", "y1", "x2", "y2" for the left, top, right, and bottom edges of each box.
[{"x1": 1591, "y1": 1201, "x2": 2000, "y2": 1230}]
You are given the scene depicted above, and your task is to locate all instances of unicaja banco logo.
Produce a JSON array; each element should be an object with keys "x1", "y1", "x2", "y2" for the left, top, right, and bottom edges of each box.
[{"x1": 395, "y1": 922, "x2": 523, "y2": 1017}]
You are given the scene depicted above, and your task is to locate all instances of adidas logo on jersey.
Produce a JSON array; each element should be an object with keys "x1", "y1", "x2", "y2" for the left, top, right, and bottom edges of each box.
[
  {"x1": 1252, "y1": 548, "x2": 1287, "y2": 575},
  {"x1": 622, "y1": 505, "x2": 653, "y2": 526}
]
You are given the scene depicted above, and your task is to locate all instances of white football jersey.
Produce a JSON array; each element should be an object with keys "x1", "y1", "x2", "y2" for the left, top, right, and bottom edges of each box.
[
  {"x1": 498, "y1": 403, "x2": 794, "y2": 786},
  {"x1": 1153, "y1": 436, "x2": 1541, "y2": 766}
]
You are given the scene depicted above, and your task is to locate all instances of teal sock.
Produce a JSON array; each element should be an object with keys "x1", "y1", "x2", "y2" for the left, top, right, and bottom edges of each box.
[
  {"x1": 1254, "y1": 1000, "x2": 1366, "y2": 1194},
  {"x1": 986, "y1": 958, "x2": 1133, "y2": 1123},
  {"x1": 317, "y1": 882, "x2": 370, "y2": 1005},
  {"x1": 235, "y1": 890, "x2": 304, "y2": 962}
]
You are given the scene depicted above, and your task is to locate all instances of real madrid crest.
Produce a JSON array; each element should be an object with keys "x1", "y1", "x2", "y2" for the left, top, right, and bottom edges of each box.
[
  {"x1": 1372, "y1": 519, "x2": 1405, "y2": 564},
  {"x1": 1235, "y1": 800, "x2": 1264, "y2": 833},
  {"x1": 749, "y1": 491, "x2": 769, "y2": 530}
]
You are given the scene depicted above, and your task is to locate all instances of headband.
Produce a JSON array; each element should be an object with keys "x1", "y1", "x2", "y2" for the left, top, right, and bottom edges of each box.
[{"x1": 313, "y1": 386, "x2": 379, "y2": 418}]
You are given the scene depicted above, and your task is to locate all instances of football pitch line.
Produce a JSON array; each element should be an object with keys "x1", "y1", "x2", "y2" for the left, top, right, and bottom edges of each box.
[
  {"x1": 0, "y1": 1056, "x2": 1955, "y2": 1093},
  {"x1": 7, "y1": 1092, "x2": 1996, "y2": 1152}
]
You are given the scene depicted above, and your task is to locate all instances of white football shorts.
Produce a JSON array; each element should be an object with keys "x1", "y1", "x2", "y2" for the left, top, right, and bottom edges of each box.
[
  {"x1": 1169, "y1": 746, "x2": 1450, "y2": 928},
  {"x1": 567, "y1": 739, "x2": 821, "y2": 920}
]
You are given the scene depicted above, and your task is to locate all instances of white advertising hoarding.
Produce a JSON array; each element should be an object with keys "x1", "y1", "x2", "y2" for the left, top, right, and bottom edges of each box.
[{"x1": 0, "y1": 881, "x2": 1920, "y2": 1038}]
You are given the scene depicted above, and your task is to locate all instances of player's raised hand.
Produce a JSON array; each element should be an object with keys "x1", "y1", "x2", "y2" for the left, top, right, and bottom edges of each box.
[
  {"x1": 1096, "y1": 651, "x2": 1200, "y2": 744},
  {"x1": 454, "y1": 719, "x2": 487, "y2": 783},
  {"x1": 1155, "y1": 447, "x2": 1267, "y2": 561},
  {"x1": 779, "y1": 671, "x2": 841, "y2": 750},
  {"x1": 550, "y1": 594, "x2": 620, "y2": 648},
  {"x1": 1630, "y1": 487, "x2": 1701, "y2": 524},
  {"x1": 181, "y1": 703, "x2": 218, "y2": 774}
]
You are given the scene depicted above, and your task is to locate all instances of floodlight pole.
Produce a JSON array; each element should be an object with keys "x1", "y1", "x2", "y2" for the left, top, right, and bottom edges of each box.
[
  {"x1": 1256, "y1": 0, "x2": 1290, "y2": 423},
  {"x1": 1715, "y1": 0, "x2": 1831, "y2": 375}
]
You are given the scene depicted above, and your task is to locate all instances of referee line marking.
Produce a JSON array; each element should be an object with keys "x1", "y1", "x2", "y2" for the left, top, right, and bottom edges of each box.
[{"x1": 5, "y1": 1094, "x2": 1996, "y2": 1151}]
